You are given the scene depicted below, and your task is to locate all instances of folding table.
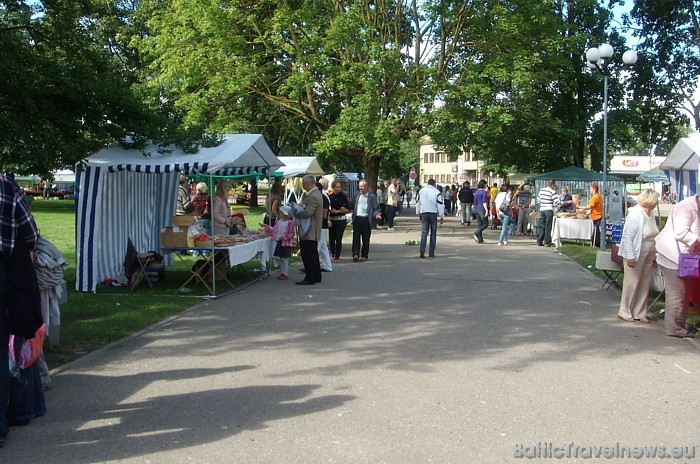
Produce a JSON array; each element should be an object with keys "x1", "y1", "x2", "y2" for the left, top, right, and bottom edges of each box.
[{"x1": 595, "y1": 251, "x2": 623, "y2": 291}]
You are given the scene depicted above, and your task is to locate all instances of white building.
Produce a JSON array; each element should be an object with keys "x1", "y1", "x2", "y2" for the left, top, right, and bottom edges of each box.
[{"x1": 419, "y1": 142, "x2": 488, "y2": 187}]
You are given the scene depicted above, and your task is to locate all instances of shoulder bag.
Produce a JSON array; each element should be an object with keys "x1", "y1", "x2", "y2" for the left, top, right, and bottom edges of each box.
[{"x1": 672, "y1": 215, "x2": 700, "y2": 279}]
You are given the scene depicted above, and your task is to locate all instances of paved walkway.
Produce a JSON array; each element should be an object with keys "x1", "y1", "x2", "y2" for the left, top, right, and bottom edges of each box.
[{"x1": 3, "y1": 209, "x2": 699, "y2": 463}]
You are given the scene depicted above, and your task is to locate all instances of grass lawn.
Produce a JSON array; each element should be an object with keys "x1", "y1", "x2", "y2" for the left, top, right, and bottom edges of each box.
[{"x1": 30, "y1": 199, "x2": 276, "y2": 367}]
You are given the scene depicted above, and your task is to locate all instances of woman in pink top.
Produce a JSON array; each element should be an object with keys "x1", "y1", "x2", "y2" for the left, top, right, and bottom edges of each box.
[{"x1": 654, "y1": 194, "x2": 700, "y2": 337}]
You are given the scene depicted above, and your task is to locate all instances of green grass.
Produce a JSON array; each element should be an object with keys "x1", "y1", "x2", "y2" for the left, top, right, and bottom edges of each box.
[{"x1": 30, "y1": 200, "x2": 275, "y2": 366}]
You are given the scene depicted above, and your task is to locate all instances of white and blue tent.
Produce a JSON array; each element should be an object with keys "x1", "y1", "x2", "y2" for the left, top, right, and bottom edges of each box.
[
  {"x1": 75, "y1": 134, "x2": 282, "y2": 292},
  {"x1": 660, "y1": 135, "x2": 700, "y2": 201}
]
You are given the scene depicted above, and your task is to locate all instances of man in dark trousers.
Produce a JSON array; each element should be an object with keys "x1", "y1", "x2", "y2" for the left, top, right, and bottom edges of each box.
[
  {"x1": 295, "y1": 175, "x2": 323, "y2": 285},
  {"x1": 0, "y1": 174, "x2": 41, "y2": 448},
  {"x1": 351, "y1": 179, "x2": 382, "y2": 262},
  {"x1": 458, "y1": 181, "x2": 474, "y2": 225}
]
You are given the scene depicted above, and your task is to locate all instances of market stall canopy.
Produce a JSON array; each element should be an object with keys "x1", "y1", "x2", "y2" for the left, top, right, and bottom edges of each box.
[
  {"x1": 75, "y1": 134, "x2": 282, "y2": 292},
  {"x1": 529, "y1": 166, "x2": 626, "y2": 223},
  {"x1": 529, "y1": 166, "x2": 624, "y2": 183},
  {"x1": 83, "y1": 134, "x2": 283, "y2": 176},
  {"x1": 271, "y1": 156, "x2": 324, "y2": 178},
  {"x1": 659, "y1": 135, "x2": 700, "y2": 200}
]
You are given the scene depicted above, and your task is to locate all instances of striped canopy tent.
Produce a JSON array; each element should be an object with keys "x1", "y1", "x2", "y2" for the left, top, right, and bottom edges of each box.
[
  {"x1": 75, "y1": 134, "x2": 283, "y2": 292},
  {"x1": 659, "y1": 135, "x2": 700, "y2": 201}
]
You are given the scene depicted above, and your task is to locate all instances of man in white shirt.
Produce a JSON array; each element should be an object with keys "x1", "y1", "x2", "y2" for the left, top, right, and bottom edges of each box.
[
  {"x1": 415, "y1": 178, "x2": 445, "y2": 258},
  {"x1": 536, "y1": 180, "x2": 560, "y2": 246}
]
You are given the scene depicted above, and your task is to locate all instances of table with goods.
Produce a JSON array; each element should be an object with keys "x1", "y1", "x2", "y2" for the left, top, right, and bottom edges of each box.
[{"x1": 161, "y1": 215, "x2": 272, "y2": 297}]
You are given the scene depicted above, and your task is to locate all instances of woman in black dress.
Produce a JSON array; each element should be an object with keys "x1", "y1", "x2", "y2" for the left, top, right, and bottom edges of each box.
[{"x1": 328, "y1": 180, "x2": 352, "y2": 262}]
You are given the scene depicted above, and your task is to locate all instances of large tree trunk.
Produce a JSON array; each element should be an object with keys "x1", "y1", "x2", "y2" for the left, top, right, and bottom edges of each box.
[
  {"x1": 364, "y1": 155, "x2": 381, "y2": 193},
  {"x1": 572, "y1": 134, "x2": 585, "y2": 168}
]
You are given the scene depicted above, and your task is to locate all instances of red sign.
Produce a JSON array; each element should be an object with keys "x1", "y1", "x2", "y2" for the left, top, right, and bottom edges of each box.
[{"x1": 622, "y1": 159, "x2": 639, "y2": 167}]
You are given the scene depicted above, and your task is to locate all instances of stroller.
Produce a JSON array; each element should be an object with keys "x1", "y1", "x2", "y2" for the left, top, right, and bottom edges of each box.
[{"x1": 490, "y1": 204, "x2": 501, "y2": 230}]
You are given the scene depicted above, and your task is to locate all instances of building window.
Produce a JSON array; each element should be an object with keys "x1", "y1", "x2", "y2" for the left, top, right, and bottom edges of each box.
[
  {"x1": 429, "y1": 152, "x2": 434, "y2": 163},
  {"x1": 423, "y1": 152, "x2": 428, "y2": 163}
]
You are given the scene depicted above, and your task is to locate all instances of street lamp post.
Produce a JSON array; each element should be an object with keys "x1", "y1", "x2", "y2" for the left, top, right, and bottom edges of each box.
[{"x1": 585, "y1": 44, "x2": 637, "y2": 252}]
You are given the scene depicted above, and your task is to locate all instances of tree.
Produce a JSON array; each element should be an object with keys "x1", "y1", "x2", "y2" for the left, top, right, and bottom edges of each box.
[
  {"x1": 628, "y1": 0, "x2": 700, "y2": 130},
  {"x1": 134, "y1": 0, "x2": 431, "y2": 190},
  {"x1": 0, "y1": 0, "x2": 164, "y2": 175},
  {"x1": 425, "y1": 0, "x2": 641, "y2": 174}
]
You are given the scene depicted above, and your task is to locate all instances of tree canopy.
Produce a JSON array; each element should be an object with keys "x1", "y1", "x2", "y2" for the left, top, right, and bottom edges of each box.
[{"x1": 0, "y1": 0, "x2": 691, "y2": 182}]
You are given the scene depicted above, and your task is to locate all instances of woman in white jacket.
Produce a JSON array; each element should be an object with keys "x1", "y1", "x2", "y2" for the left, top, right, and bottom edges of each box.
[{"x1": 617, "y1": 189, "x2": 660, "y2": 323}]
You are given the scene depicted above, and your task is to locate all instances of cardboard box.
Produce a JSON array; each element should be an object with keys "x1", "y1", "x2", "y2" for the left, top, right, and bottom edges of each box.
[{"x1": 160, "y1": 226, "x2": 188, "y2": 248}]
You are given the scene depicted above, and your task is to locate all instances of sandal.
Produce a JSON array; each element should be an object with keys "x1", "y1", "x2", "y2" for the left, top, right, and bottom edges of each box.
[
  {"x1": 636, "y1": 318, "x2": 651, "y2": 323},
  {"x1": 617, "y1": 315, "x2": 635, "y2": 322}
]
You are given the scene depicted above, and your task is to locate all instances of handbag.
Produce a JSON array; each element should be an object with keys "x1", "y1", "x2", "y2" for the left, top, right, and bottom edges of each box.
[
  {"x1": 498, "y1": 193, "x2": 511, "y2": 214},
  {"x1": 672, "y1": 215, "x2": 700, "y2": 279}
]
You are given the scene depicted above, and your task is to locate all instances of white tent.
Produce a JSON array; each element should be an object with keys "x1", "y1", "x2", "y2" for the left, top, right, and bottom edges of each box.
[
  {"x1": 660, "y1": 135, "x2": 700, "y2": 201},
  {"x1": 75, "y1": 134, "x2": 283, "y2": 292},
  {"x1": 273, "y1": 156, "x2": 324, "y2": 178}
]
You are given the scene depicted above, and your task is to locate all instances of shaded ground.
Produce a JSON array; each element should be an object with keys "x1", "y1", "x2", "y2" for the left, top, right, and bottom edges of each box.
[{"x1": 3, "y1": 209, "x2": 698, "y2": 463}]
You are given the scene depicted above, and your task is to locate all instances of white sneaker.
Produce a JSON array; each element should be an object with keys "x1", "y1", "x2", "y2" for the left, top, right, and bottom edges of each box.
[
  {"x1": 473, "y1": 234, "x2": 479, "y2": 243},
  {"x1": 498, "y1": 242, "x2": 503, "y2": 246},
  {"x1": 504, "y1": 241, "x2": 509, "y2": 246}
]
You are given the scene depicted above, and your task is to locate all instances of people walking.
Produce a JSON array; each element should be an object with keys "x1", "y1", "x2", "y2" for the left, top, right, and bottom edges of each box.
[
  {"x1": 515, "y1": 185, "x2": 532, "y2": 235},
  {"x1": 536, "y1": 180, "x2": 559, "y2": 247},
  {"x1": 317, "y1": 179, "x2": 333, "y2": 273},
  {"x1": 654, "y1": 193, "x2": 700, "y2": 338},
  {"x1": 581, "y1": 183, "x2": 603, "y2": 247},
  {"x1": 495, "y1": 184, "x2": 512, "y2": 246},
  {"x1": 458, "y1": 182, "x2": 474, "y2": 225},
  {"x1": 617, "y1": 189, "x2": 660, "y2": 323},
  {"x1": 386, "y1": 178, "x2": 400, "y2": 231},
  {"x1": 351, "y1": 180, "x2": 382, "y2": 262},
  {"x1": 328, "y1": 180, "x2": 352, "y2": 263},
  {"x1": 415, "y1": 179, "x2": 445, "y2": 258},
  {"x1": 295, "y1": 175, "x2": 323, "y2": 285},
  {"x1": 473, "y1": 180, "x2": 490, "y2": 244},
  {"x1": 376, "y1": 182, "x2": 386, "y2": 227}
]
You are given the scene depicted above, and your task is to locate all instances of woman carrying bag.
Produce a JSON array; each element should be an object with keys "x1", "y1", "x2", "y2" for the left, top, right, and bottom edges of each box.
[{"x1": 654, "y1": 193, "x2": 700, "y2": 338}]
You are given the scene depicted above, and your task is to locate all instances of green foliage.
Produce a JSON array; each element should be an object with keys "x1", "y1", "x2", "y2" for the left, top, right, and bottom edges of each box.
[
  {"x1": 425, "y1": 0, "x2": 645, "y2": 173},
  {"x1": 134, "y1": 0, "x2": 429, "y2": 187},
  {"x1": 0, "y1": 0, "x2": 167, "y2": 175},
  {"x1": 628, "y1": 0, "x2": 700, "y2": 130}
]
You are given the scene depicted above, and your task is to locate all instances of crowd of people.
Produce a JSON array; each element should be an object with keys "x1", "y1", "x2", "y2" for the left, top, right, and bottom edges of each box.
[{"x1": 264, "y1": 175, "x2": 699, "y2": 339}]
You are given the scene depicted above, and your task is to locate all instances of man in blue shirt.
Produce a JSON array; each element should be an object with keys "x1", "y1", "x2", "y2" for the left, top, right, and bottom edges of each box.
[
  {"x1": 415, "y1": 178, "x2": 445, "y2": 258},
  {"x1": 473, "y1": 180, "x2": 490, "y2": 244}
]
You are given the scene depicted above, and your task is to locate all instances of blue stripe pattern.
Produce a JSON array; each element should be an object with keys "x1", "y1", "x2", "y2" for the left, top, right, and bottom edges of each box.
[
  {"x1": 76, "y1": 169, "x2": 178, "y2": 292},
  {"x1": 666, "y1": 169, "x2": 697, "y2": 201}
]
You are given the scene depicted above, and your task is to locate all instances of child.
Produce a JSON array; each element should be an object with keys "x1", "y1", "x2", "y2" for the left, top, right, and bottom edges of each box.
[{"x1": 262, "y1": 205, "x2": 296, "y2": 280}]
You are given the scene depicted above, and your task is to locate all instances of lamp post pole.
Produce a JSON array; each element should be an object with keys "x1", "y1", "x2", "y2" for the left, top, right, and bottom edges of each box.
[
  {"x1": 586, "y1": 44, "x2": 637, "y2": 252},
  {"x1": 602, "y1": 73, "x2": 609, "y2": 252}
]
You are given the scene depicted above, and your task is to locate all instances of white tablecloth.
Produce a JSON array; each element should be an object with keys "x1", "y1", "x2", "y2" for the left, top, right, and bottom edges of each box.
[
  {"x1": 225, "y1": 237, "x2": 272, "y2": 268},
  {"x1": 552, "y1": 218, "x2": 594, "y2": 247}
]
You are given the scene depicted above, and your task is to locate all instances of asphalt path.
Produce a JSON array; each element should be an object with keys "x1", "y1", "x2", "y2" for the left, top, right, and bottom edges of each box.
[{"x1": 3, "y1": 208, "x2": 699, "y2": 463}]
